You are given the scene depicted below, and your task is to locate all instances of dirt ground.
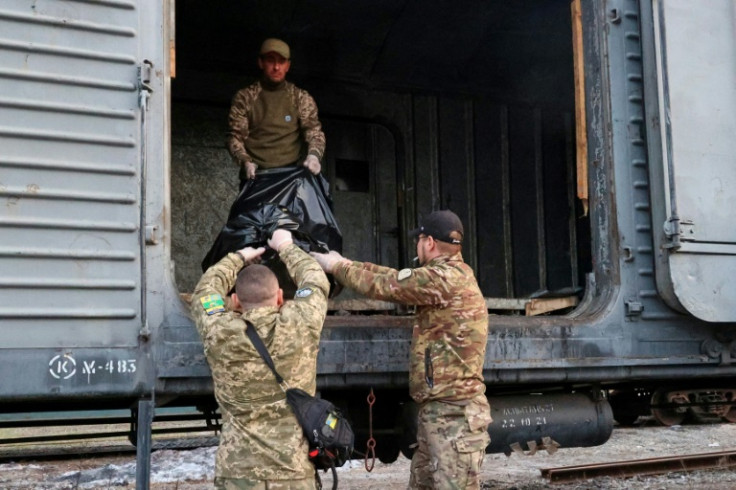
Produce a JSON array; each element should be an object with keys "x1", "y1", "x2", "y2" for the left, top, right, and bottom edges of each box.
[{"x1": 2, "y1": 419, "x2": 736, "y2": 489}]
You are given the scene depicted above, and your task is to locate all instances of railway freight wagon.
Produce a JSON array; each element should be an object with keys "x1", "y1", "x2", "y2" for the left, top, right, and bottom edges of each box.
[{"x1": 1, "y1": 0, "x2": 736, "y2": 485}]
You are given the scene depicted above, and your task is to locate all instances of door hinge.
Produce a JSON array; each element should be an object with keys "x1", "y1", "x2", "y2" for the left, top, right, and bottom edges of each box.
[
  {"x1": 138, "y1": 60, "x2": 154, "y2": 109},
  {"x1": 662, "y1": 215, "x2": 681, "y2": 250},
  {"x1": 145, "y1": 225, "x2": 159, "y2": 245},
  {"x1": 663, "y1": 216, "x2": 695, "y2": 249}
]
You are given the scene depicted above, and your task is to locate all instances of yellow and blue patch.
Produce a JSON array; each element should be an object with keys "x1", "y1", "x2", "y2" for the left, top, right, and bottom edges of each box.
[
  {"x1": 295, "y1": 287, "x2": 313, "y2": 299},
  {"x1": 199, "y1": 294, "x2": 225, "y2": 315},
  {"x1": 325, "y1": 412, "x2": 338, "y2": 429}
]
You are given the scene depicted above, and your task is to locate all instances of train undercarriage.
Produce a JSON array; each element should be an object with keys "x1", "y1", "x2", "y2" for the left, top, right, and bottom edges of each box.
[{"x1": 610, "y1": 387, "x2": 736, "y2": 427}]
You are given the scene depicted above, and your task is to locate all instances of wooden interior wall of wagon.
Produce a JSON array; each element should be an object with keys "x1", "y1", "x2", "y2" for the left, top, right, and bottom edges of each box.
[
  {"x1": 170, "y1": 0, "x2": 590, "y2": 314},
  {"x1": 411, "y1": 95, "x2": 588, "y2": 307},
  {"x1": 321, "y1": 119, "x2": 400, "y2": 304}
]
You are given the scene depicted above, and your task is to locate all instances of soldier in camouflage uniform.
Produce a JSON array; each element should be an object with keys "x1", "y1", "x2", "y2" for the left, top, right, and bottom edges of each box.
[
  {"x1": 227, "y1": 38, "x2": 326, "y2": 189},
  {"x1": 311, "y1": 210, "x2": 492, "y2": 489},
  {"x1": 191, "y1": 229, "x2": 329, "y2": 490}
]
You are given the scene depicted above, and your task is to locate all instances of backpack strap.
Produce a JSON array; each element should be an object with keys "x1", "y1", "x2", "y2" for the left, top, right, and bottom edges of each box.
[
  {"x1": 245, "y1": 320, "x2": 288, "y2": 389},
  {"x1": 246, "y1": 321, "x2": 326, "y2": 486}
]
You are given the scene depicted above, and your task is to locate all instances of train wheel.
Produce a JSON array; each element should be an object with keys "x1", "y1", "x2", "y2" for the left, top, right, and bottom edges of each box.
[
  {"x1": 376, "y1": 436, "x2": 400, "y2": 464},
  {"x1": 650, "y1": 390, "x2": 686, "y2": 426}
]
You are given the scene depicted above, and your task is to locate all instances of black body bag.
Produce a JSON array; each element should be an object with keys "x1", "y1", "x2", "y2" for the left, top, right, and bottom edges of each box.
[
  {"x1": 245, "y1": 322, "x2": 354, "y2": 488},
  {"x1": 201, "y1": 166, "x2": 343, "y2": 297}
]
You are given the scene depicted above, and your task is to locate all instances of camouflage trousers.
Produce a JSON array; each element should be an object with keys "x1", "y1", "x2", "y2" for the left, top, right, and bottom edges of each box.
[
  {"x1": 409, "y1": 395, "x2": 492, "y2": 489},
  {"x1": 214, "y1": 476, "x2": 316, "y2": 490}
]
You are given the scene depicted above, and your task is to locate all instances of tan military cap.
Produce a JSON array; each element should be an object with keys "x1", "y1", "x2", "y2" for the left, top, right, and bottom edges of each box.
[{"x1": 260, "y1": 38, "x2": 290, "y2": 59}]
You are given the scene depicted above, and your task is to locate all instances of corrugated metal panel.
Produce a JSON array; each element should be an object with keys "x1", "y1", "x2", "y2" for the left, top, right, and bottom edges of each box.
[
  {"x1": 0, "y1": 0, "x2": 143, "y2": 346},
  {"x1": 652, "y1": 0, "x2": 736, "y2": 322}
]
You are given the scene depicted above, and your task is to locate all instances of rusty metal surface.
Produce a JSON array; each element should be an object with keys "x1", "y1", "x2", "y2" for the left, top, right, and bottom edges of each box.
[{"x1": 541, "y1": 450, "x2": 736, "y2": 483}]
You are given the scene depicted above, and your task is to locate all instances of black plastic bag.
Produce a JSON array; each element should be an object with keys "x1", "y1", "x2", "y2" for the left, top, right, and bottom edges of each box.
[{"x1": 202, "y1": 166, "x2": 342, "y2": 296}]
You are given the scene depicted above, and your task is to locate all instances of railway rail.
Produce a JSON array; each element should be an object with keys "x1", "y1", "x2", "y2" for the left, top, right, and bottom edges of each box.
[
  {"x1": 0, "y1": 408, "x2": 221, "y2": 466},
  {"x1": 541, "y1": 450, "x2": 736, "y2": 483},
  {"x1": 0, "y1": 437, "x2": 218, "y2": 466},
  {"x1": 3, "y1": 422, "x2": 736, "y2": 489}
]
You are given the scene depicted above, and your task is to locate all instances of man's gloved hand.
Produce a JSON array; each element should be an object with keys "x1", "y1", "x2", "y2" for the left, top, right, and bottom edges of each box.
[
  {"x1": 237, "y1": 246, "x2": 266, "y2": 263},
  {"x1": 243, "y1": 161, "x2": 258, "y2": 180},
  {"x1": 302, "y1": 155, "x2": 321, "y2": 175},
  {"x1": 309, "y1": 250, "x2": 346, "y2": 274},
  {"x1": 268, "y1": 229, "x2": 293, "y2": 252}
]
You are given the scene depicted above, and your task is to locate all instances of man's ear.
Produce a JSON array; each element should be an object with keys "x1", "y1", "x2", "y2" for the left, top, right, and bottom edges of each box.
[
  {"x1": 230, "y1": 292, "x2": 241, "y2": 311},
  {"x1": 257, "y1": 56, "x2": 264, "y2": 70},
  {"x1": 276, "y1": 288, "x2": 284, "y2": 307}
]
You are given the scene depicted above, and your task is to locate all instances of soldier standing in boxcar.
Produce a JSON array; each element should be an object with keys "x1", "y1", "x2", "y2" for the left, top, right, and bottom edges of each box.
[
  {"x1": 190, "y1": 229, "x2": 329, "y2": 490},
  {"x1": 226, "y1": 38, "x2": 325, "y2": 190},
  {"x1": 311, "y1": 209, "x2": 492, "y2": 489}
]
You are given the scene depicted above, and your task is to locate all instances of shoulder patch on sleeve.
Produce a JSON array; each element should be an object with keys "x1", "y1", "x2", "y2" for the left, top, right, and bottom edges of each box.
[
  {"x1": 199, "y1": 294, "x2": 225, "y2": 315},
  {"x1": 295, "y1": 287, "x2": 314, "y2": 299},
  {"x1": 397, "y1": 268, "x2": 413, "y2": 281}
]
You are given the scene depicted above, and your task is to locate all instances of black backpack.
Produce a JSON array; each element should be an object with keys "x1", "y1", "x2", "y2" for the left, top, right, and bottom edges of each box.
[
  {"x1": 285, "y1": 387, "x2": 354, "y2": 470},
  {"x1": 245, "y1": 322, "x2": 355, "y2": 488}
]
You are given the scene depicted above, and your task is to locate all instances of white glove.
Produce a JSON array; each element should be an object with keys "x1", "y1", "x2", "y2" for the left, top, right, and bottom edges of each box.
[
  {"x1": 268, "y1": 229, "x2": 293, "y2": 251},
  {"x1": 237, "y1": 246, "x2": 266, "y2": 263},
  {"x1": 243, "y1": 161, "x2": 258, "y2": 180},
  {"x1": 302, "y1": 155, "x2": 321, "y2": 175},
  {"x1": 310, "y1": 250, "x2": 346, "y2": 274}
]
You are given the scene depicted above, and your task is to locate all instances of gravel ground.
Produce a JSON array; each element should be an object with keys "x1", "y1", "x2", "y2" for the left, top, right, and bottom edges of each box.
[{"x1": 2, "y1": 418, "x2": 736, "y2": 489}]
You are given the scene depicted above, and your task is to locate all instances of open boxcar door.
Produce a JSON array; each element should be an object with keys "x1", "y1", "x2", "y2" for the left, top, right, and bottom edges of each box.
[{"x1": 650, "y1": 0, "x2": 736, "y2": 322}]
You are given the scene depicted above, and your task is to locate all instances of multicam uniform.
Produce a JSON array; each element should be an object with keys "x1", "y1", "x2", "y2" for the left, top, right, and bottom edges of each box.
[
  {"x1": 332, "y1": 253, "x2": 492, "y2": 489},
  {"x1": 190, "y1": 245, "x2": 329, "y2": 489},
  {"x1": 226, "y1": 80, "x2": 325, "y2": 182}
]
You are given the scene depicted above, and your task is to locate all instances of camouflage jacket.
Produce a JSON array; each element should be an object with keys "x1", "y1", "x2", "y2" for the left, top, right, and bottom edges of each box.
[
  {"x1": 333, "y1": 253, "x2": 488, "y2": 404},
  {"x1": 190, "y1": 245, "x2": 329, "y2": 481},
  {"x1": 226, "y1": 80, "x2": 325, "y2": 176}
]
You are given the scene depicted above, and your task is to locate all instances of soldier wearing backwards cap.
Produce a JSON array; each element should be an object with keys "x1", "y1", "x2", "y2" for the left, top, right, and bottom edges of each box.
[
  {"x1": 226, "y1": 38, "x2": 325, "y2": 189},
  {"x1": 311, "y1": 210, "x2": 492, "y2": 489}
]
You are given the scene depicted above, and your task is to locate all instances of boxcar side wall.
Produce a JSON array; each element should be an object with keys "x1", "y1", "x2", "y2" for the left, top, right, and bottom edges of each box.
[
  {"x1": 2, "y1": 0, "x2": 736, "y2": 415},
  {"x1": 0, "y1": 0, "x2": 168, "y2": 407}
]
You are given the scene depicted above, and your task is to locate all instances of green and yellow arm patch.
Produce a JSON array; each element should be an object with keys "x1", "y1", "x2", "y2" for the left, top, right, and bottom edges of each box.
[{"x1": 199, "y1": 294, "x2": 225, "y2": 315}]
